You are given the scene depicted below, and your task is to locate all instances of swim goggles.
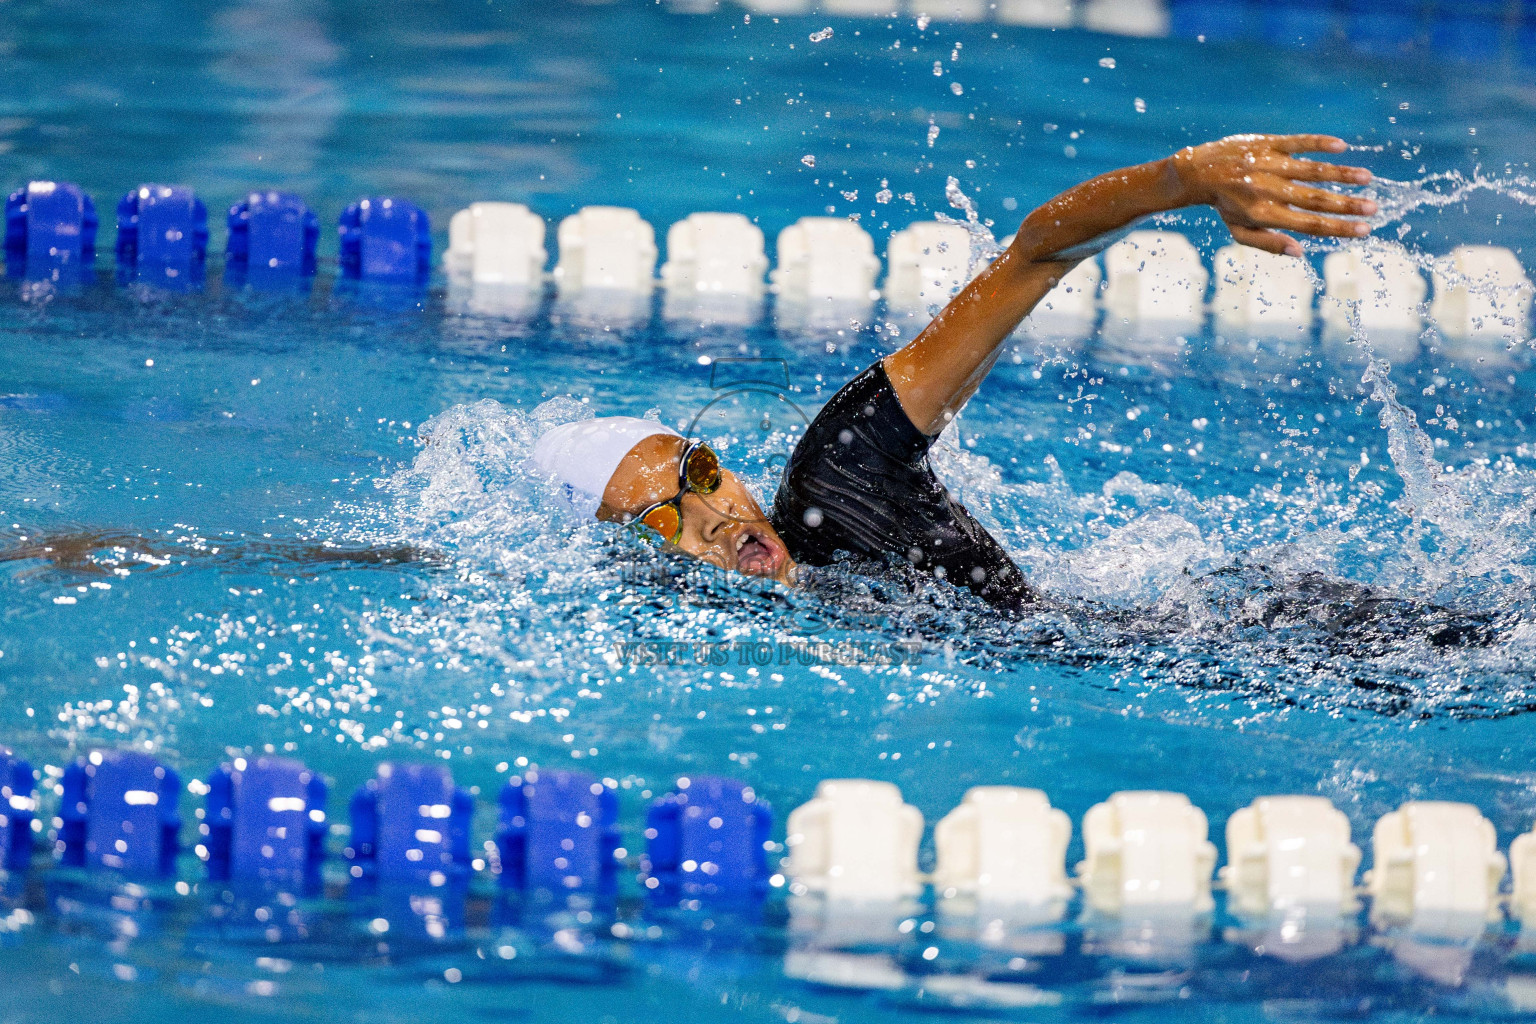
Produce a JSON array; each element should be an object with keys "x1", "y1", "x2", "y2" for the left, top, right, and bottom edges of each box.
[{"x1": 631, "y1": 440, "x2": 723, "y2": 545}]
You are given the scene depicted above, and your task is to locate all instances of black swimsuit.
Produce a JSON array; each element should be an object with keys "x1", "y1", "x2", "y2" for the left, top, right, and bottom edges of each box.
[{"x1": 770, "y1": 362, "x2": 1036, "y2": 613}]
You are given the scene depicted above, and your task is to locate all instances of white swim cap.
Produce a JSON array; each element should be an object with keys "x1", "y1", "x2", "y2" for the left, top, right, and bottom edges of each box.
[{"x1": 530, "y1": 416, "x2": 681, "y2": 518}]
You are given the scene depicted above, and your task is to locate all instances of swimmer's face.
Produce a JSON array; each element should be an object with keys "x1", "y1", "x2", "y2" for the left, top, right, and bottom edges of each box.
[{"x1": 598, "y1": 434, "x2": 796, "y2": 585}]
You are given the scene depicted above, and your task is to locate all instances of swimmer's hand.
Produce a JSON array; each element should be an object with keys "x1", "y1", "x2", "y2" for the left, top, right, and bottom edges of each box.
[
  {"x1": 882, "y1": 134, "x2": 1376, "y2": 436},
  {"x1": 1169, "y1": 134, "x2": 1375, "y2": 257}
]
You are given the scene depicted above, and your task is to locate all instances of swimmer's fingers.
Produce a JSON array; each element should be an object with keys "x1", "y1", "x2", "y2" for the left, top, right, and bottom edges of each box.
[
  {"x1": 1227, "y1": 224, "x2": 1301, "y2": 258},
  {"x1": 1243, "y1": 200, "x2": 1371, "y2": 239},
  {"x1": 1263, "y1": 133, "x2": 1349, "y2": 155},
  {"x1": 1264, "y1": 155, "x2": 1373, "y2": 186},
  {"x1": 1262, "y1": 176, "x2": 1378, "y2": 217}
]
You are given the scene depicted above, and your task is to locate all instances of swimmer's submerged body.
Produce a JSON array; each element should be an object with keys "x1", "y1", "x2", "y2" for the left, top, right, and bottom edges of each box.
[{"x1": 535, "y1": 134, "x2": 1382, "y2": 613}]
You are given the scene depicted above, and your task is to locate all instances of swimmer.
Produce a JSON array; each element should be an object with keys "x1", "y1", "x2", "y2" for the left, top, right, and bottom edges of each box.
[{"x1": 539, "y1": 134, "x2": 1379, "y2": 612}]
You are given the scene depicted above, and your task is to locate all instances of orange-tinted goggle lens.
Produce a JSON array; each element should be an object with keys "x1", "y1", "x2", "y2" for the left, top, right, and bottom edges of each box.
[
  {"x1": 639, "y1": 503, "x2": 682, "y2": 543},
  {"x1": 683, "y1": 443, "x2": 721, "y2": 494}
]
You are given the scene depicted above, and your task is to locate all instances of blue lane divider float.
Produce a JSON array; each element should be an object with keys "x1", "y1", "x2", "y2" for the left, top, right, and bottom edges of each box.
[
  {"x1": 346, "y1": 762, "x2": 472, "y2": 883},
  {"x1": 115, "y1": 184, "x2": 208, "y2": 288},
  {"x1": 644, "y1": 775, "x2": 773, "y2": 901},
  {"x1": 17, "y1": 744, "x2": 1536, "y2": 944},
  {"x1": 3, "y1": 180, "x2": 97, "y2": 283},
  {"x1": 59, "y1": 750, "x2": 181, "y2": 876},
  {"x1": 204, "y1": 756, "x2": 327, "y2": 887},
  {"x1": 338, "y1": 197, "x2": 431, "y2": 282},
  {"x1": 497, "y1": 768, "x2": 622, "y2": 894},
  {"x1": 225, "y1": 190, "x2": 318, "y2": 288},
  {"x1": 1, "y1": 746, "x2": 35, "y2": 872}
]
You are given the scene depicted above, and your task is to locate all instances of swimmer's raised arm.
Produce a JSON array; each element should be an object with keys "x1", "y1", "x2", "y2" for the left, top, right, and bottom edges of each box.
[{"x1": 883, "y1": 133, "x2": 1376, "y2": 435}]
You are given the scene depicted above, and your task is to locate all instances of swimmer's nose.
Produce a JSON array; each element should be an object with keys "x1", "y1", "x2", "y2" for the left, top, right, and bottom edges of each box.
[{"x1": 689, "y1": 493, "x2": 733, "y2": 543}]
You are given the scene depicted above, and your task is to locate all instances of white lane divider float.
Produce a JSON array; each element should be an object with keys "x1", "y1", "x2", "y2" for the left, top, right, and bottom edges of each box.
[
  {"x1": 820, "y1": 0, "x2": 892, "y2": 15},
  {"x1": 1213, "y1": 244, "x2": 1316, "y2": 332},
  {"x1": 1078, "y1": 790, "x2": 1217, "y2": 915},
  {"x1": 1511, "y1": 824, "x2": 1536, "y2": 925},
  {"x1": 661, "y1": 211, "x2": 768, "y2": 325},
  {"x1": 444, "y1": 202, "x2": 547, "y2": 286},
  {"x1": 553, "y1": 206, "x2": 657, "y2": 293},
  {"x1": 1000, "y1": 232, "x2": 1099, "y2": 340},
  {"x1": 923, "y1": 0, "x2": 990, "y2": 22},
  {"x1": 996, "y1": 0, "x2": 1075, "y2": 27},
  {"x1": 1034, "y1": 259, "x2": 1102, "y2": 322},
  {"x1": 1222, "y1": 795, "x2": 1361, "y2": 917},
  {"x1": 933, "y1": 786, "x2": 1072, "y2": 908},
  {"x1": 884, "y1": 221, "x2": 974, "y2": 313},
  {"x1": 1321, "y1": 244, "x2": 1427, "y2": 334},
  {"x1": 660, "y1": 212, "x2": 768, "y2": 297},
  {"x1": 772, "y1": 216, "x2": 881, "y2": 303},
  {"x1": 1080, "y1": 0, "x2": 1171, "y2": 38},
  {"x1": 1429, "y1": 244, "x2": 1535, "y2": 340},
  {"x1": 1366, "y1": 800, "x2": 1507, "y2": 927},
  {"x1": 785, "y1": 779, "x2": 923, "y2": 901},
  {"x1": 736, "y1": 0, "x2": 810, "y2": 13},
  {"x1": 771, "y1": 216, "x2": 881, "y2": 330},
  {"x1": 1102, "y1": 231, "x2": 1208, "y2": 326}
]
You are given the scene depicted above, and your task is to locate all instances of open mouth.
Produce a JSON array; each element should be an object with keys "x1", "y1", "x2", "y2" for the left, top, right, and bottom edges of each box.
[{"x1": 733, "y1": 527, "x2": 782, "y2": 577}]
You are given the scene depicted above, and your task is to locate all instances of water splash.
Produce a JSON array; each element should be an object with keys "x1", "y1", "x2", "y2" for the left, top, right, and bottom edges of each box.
[
  {"x1": 1365, "y1": 170, "x2": 1536, "y2": 229},
  {"x1": 939, "y1": 176, "x2": 1004, "y2": 277},
  {"x1": 1362, "y1": 357, "x2": 1534, "y2": 591}
]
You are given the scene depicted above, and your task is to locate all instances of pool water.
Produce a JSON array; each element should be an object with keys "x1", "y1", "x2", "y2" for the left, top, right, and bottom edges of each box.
[{"x1": 3, "y1": 2, "x2": 1536, "y2": 1021}]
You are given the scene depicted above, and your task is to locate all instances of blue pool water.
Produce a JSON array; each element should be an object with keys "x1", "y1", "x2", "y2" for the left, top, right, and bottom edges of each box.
[{"x1": 3, "y1": 1, "x2": 1536, "y2": 1021}]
